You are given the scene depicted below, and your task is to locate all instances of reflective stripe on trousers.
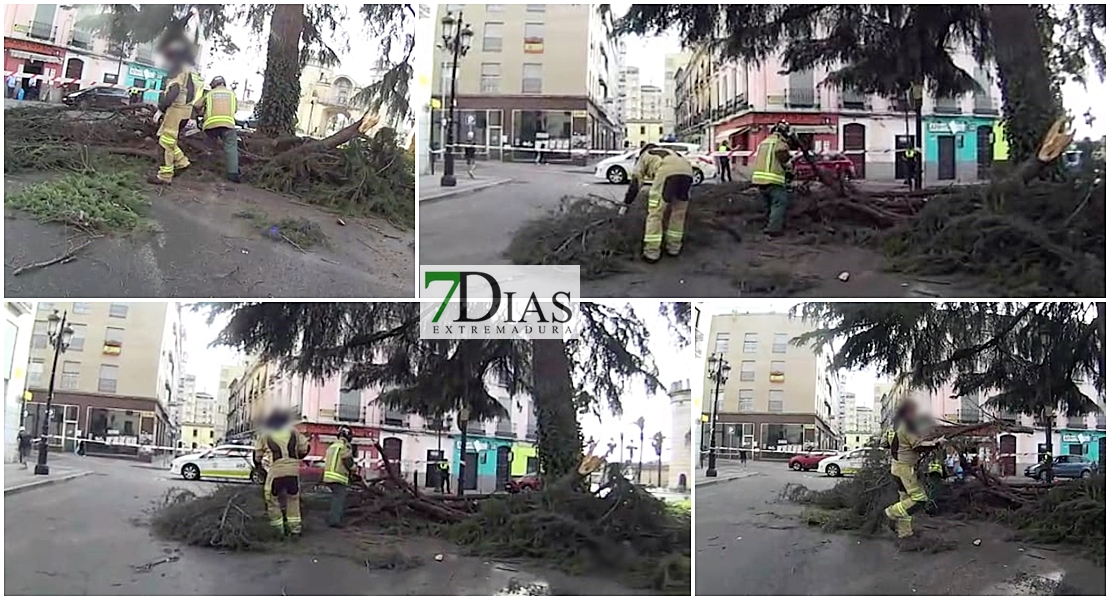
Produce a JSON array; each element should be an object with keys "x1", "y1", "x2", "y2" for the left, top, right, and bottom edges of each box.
[{"x1": 642, "y1": 190, "x2": 689, "y2": 260}]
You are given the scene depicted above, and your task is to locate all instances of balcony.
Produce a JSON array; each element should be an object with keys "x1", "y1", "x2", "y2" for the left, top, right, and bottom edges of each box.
[
  {"x1": 316, "y1": 94, "x2": 354, "y2": 108},
  {"x1": 466, "y1": 420, "x2": 485, "y2": 435},
  {"x1": 495, "y1": 419, "x2": 514, "y2": 437},
  {"x1": 27, "y1": 21, "x2": 57, "y2": 43},
  {"x1": 768, "y1": 89, "x2": 819, "y2": 110},
  {"x1": 888, "y1": 98, "x2": 913, "y2": 113},
  {"x1": 972, "y1": 96, "x2": 998, "y2": 115},
  {"x1": 955, "y1": 409, "x2": 982, "y2": 424},
  {"x1": 382, "y1": 411, "x2": 408, "y2": 428},
  {"x1": 933, "y1": 98, "x2": 963, "y2": 115},
  {"x1": 69, "y1": 31, "x2": 92, "y2": 51},
  {"x1": 335, "y1": 403, "x2": 362, "y2": 423}
]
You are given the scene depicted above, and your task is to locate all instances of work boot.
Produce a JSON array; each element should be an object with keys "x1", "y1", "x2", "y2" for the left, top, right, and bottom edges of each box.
[
  {"x1": 762, "y1": 228, "x2": 784, "y2": 238},
  {"x1": 641, "y1": 252, "x2": 660, "y2": 264},
  {"x1": 227, "y1": 172, "x2": 241, "y2": 184},
  {"x1": 147, "y1": 173, "x2": 171, "y2": 185}
]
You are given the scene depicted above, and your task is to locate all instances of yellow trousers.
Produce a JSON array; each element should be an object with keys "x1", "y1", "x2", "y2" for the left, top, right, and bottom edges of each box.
[
  {"x1": 885, "y1": 461, "x2": 928, "y2": 538},
  {"x1": 642, "y1": 186, "x2": 690, "y2": 261},
  {"x1": 264, "y1": 475, "x2": 302, "y2": 534},
  {"x1": 156, "y1": 105, "x2": 192, "y2": 182}
]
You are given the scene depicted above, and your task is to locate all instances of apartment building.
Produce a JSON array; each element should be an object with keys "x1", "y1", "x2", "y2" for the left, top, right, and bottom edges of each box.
[
  {"x1": 24, "y1": 302, "x2": 179, "y2": 451},
  {"x1": 675, "y1": 42, "x2": 1007, "y2": 182},
  {"x1": 837, "y1": 391, "x2": 856, "y2": 437},
  {"x1": 4, "y1": 4, "x2": 168, "y2": 103},
  {"x1": 701, "y1": 312, "x2": 839, "y2": 459},
  {"x1": 854, "y1": 405, "x2": 876, "y2": 434},
  {"x1": 621, "y1": 66, "x2": 641, "y2": 120},
  {"x1": 662, "y1": 52, "x2": 691, "y2": 137},
  {"x1": 225, "y1": 358, "x2": 540, "y2": 493},
  {"x1": 4, "y1": 302, "x2": 36, "y2": 463},
  {"x1": 215, "y1": 364, "x2": 244, "y2": 442},
  {"x1": 431, "y1": 3, "x2": 621, "y2": 161}
]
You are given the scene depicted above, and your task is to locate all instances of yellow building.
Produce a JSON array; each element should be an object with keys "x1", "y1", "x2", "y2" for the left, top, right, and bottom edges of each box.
[
  {"x1": 626, "y1": 119, "x2": 665, "y2": 149},
  {"x1": 180, "y1": 423, "x2": 216, "y2": 450}
]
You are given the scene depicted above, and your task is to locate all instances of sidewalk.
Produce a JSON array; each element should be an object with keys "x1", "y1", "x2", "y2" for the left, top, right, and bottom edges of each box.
[
  {"x1": 695, "y1": 459, "x2": 759, "y2": 488},
  {"x1": 4, "y1": 457, "x2": 94, "y2": 495},
  {"x1": 418, "y1": 173, "x2": 512, "y2": 203}
]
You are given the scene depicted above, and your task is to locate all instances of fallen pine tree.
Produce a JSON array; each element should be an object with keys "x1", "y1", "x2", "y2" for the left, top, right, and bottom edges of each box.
[
  {"x1": 3, "y1": 104, "x2": 415, "y2": 227},
  {"x1": 507, "y1": 120, "x2": 1104, "y2": 296}
]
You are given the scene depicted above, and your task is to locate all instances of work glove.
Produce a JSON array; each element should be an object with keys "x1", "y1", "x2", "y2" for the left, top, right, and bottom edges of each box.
[
  {"x1": 784, "y1": 170, "x2": 795, "y2": 183},
  {"x1": 152, "y1": 110, "x2": 163, "y2": 125},
  {"x1": 623, "y1": 184, "x2": 639, "y2": 206}
]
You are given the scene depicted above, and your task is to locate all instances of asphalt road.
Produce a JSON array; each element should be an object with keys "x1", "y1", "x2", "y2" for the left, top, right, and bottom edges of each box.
[
  {"x1": 4, "y1": 455, "x2": 645, "y2": 595},
  {"x1": 695, "y1": 460, "x2": 1105, "y2": 596}
]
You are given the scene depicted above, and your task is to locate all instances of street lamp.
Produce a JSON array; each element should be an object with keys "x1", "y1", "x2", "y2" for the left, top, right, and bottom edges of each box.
[
  {"x1": 36, "y1": 310, "x2": 74, "y2": 476},
  {"x1": 705, "y1": 353, "x2": 731, "y2": 478},
  {"x1": 438, "y1": 11, "x2": 473, "y2": 187}
]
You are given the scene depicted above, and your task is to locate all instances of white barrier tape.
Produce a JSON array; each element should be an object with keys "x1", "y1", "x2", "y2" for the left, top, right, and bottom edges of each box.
[
  {"x1": 33, "y1": 433, "x2": 199, "y2": 453},
  {"x1": 429, "y1": 143, "x2": 726, "y2": 159},
  {"x1": 4, "y1": 71, "x2": 160, "y2": 91}
]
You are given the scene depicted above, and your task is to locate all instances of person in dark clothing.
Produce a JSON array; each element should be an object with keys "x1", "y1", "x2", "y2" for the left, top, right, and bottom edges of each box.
[
  {"x1": 740, "y1": 449, "x2": 747, "y2": 465},
  {"x1": 17, "y1": 427, "x2": 32, "y2": 468},
  {"x1": 464, "y1": 131, "x2": 478, "y2": 178}
]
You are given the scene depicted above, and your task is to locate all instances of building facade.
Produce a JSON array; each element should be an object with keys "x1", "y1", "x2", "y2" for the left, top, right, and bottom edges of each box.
[
  {"x1": 23, "y1": 302, "x2": 179, "y2": 450},
  {"x1": 431, "y1": 3, "x2": 621, "y2": 162},
  {"x1": 625, "y1": 119, "x2": 664, "y2": 149},
  {"x1": 662, "y1": 51, "x2": 691, "y2": 137},
  {"x1": 4, "y1": 302, "x2": 36, "y2": 463},
  {"x1": 668, "y1": 379, "x2": 692, "y2": 491},
  {"x1": 215, "y1": 364, "x2": 244, "y2": 442},
  {"x1": 701, "y1": 311, "x2": 839, "y2": 460},
  {"x1": 297, "y1": 62, "x2": 363, "y2": 138},
  {"x1": 674, "y1": 43, "x2": 1006, "y2": 182}
]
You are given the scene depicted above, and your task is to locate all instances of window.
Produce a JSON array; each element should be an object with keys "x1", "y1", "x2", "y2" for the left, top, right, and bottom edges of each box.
[
  {"x1": 739, "y1": 361, "x2": 755, "y2": 381},
  {"x1": 60, "y1": 361, "x2": 80, "y2": 390},
  {"x1": 522, "y1": 63, "x2": 542, "y2": 93},
  {"x1": 743, "y1": 333, "x2": 758, "y2": 353},
  {"x1": 70, "y1": 302, "x2": 92, "y2": 315},
  {"x1": 480, "y1": 62, "x2": 501, "y2": 93},
  {"x1": 28, "y1": 359, "x2": 44, "y2": 388},
  {"x1": 98, "y1": 364, "x2": 119, "y2": 393},
  {"x1": 483, "y1": 22, "x2": 503, "y2": 52},
  {"x1": 108, "y1": 303, "x2": 129, "y2": 318},
  {"x1": 68, "y1": 323, "x2": 87, "y2": 351},
  {"x1": 210, "y1": 430, "x2": 215, "y2": 438},
  {"x1": 738, "y1": 389, "x2": 754, "y2": 412},
  {"x1": 193, "y1": 428, "x2": 198, "y2": 437},
  {"x1": 770, "y1": 360, "x2": 786, "y2": 383},
  {"x1": 713, "y1": 333, "x2": 730, "y2": 353},
  {"x1": 524, "y1": 22, "x2": 544, "y2": 47},
  {"x1": 640, "y1": 125, "x2": 645, "y2": 134},
  {"x1": 526, "y1": 4, "x2": 545, "y2": 11},
  {"x1": 337, "y1": 386, "x2": 361, "y2": 422},
  {"x1": 32, "y1": 320, "x2": 49, "y2": 349},
  {"x1": 39, "y1": 302, "x2": 55, "y2": 312},
  {"x1": 104, "y1": 326, "x2": 125, "y2": 352},
  {"x1": 772, "y1": 333, "x2": 788, "y2": 353},
  {"x1": 486, "y1": 4, "x2": 504, "y2": 11},
  {"x1": 768, "y1": 390, "x2": 784, "y2": 413}
]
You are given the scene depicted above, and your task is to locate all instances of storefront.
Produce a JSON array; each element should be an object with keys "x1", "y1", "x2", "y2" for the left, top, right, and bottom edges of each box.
[
  {"x1": 1058, "y1": 429, "x2": 1106, "y2": 467},
  {"x1": 124, "y1": 63, "x2": 167, "y2": 104},
  {"x1": 3, "y1": 37, "x2": 65, "y2": 99},
  {"x1": 712, "y1": 111, "x2": 838, "y2": 172},
  {"x1": 701, "y1": 412, "x2": 839, "y2": 461},
  {"x1": 922, "y1": 115, "x2": 999, "y2": 182},
  {"x1": 453, "y1": 434, "x2": 515, "y2": 493},
  {"x1": 510, "y1": 442, "x2": 538, "y2": 477}
]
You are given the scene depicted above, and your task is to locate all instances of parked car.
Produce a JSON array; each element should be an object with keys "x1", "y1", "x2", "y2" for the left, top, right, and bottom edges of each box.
[
  {"x1": 789, "y1": 151, "x2": 856, "y2": 182},
  {"x1": 1024, "y1": 455, "x2": 1098, "y2": 481},
  {"x1": 170, "y1": 444, "x2": 256, "y2": 482},
  {"x1": 788, "y1": 451, "x2": 839, "y2": 472},
  {"x1": 62, "y1": 85, "x2": 130, "y2": 110},
  {"x1": 594, "y1": 142, "x2": 718, "y2": 186},
  {"x1": 818, "y1": 447, "x2": 886, "y2": 477},
  {"x1": 506, "y1": 472, "x2": 543, "y2": 493},
  {"x1": 234, "y1": 109, "x2": 258, "y2": 130}
]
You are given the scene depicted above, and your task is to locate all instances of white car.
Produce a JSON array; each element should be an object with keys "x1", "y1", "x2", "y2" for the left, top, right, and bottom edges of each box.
[
  {"x1": 594, "y1": 142, "x2": 718, "y2": 186},
  {"x1": 170, "y1": 444, "x2": 257, "y2": 482},
  {"x1": 817, "y1": 447, "x2": 886, "y2": 477}
]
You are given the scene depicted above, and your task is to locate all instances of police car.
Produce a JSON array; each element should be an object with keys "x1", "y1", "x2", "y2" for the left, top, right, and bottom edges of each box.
[
  {"x1": 170, "y1": 444, "x2": 257, "y2": 482},
  {"x1": 817, "y1": 447, "x2": 885, "y2": 477}
]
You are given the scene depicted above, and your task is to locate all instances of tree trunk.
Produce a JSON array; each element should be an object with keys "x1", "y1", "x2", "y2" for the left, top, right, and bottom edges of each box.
[
  {"x1": 989, "y1": 4, "x2": 1060, "y2": 166},
  {"x1": 1043, "y1": 420, "x2": 1054, "y2": 482},
  {"x1": 255, "y1": 5, "x2": 304, "y2": 138},
  {"x1": 531, "y1": 339, "x2": 581, "y2": 482},
  {"x1": 456, "y1": 418, "x2": 467, "y2": 498}
]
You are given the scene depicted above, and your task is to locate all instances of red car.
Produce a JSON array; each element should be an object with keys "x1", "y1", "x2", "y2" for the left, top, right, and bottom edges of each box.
[
  {"x1": 788, "y1": 451, "x2": 838, "y2": 472},
  {"x1": 505, "y1": 472, "x2": 543, "y2": 493},
  {"x1": 790, "y1": 152, "x2": 856, "y2": 182}
]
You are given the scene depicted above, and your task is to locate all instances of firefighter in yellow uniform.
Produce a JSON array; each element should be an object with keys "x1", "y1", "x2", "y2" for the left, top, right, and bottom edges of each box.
[
  {"x1": 323, "y1": 425, "x2": 356, "y2": 528},
  {"x1": 253, "y1": 411, "x2": 310, "y2": 536},
  {"x1": 884, "y1": 400, "x2": 944, "y2": 539},
  {"x1": 199, "y1": 76, "x2": 241, "y2": 182},
  {"x1": 150, "y1": 41, "x2": 204, "y2": 185},
  {"x1": 623, "y1": 143, "x2": 695, "y2": 262},
  {"x1": 751, "y1": 121, "x2": 796, "y2": 236}
]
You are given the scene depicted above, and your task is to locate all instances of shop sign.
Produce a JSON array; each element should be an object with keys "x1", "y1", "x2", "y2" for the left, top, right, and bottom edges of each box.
[
  {"x1": 928, "y1": 120, "x2": 968, "y2": 134},
  {"x1": 571, "y1": 110, "x2": 588, "y2": 118},
  {"x1": 523, "y1": 38, "x2": 544, "y2": 54},
  {"x1": 1062, "y1": 432, "x2": 1092, "y2": 443},
  {"x1": 128, "y1": 66, "x2": 162, "y2": 80}
]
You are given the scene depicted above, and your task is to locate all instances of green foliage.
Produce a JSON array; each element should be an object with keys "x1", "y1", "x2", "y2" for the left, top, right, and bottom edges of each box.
[
  {"x1": 7, "y1": 171, "x2": 150, "y2": 233},
  {"x1": 356, "y1": 3, "x2": 417, "y2": 124},
  {"x1": 150, "y1": 486, "x2": 283, "y2": 550}
]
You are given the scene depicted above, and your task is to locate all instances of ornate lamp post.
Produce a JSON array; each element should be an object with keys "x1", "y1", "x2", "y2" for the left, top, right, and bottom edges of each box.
[
  {"x1": 35, "y1": 310, "x2": 74, "y2": 476},
  {"x1": 438, "y1": 11, "x2": 474, "y2": 187},
  {"x1": 705, "y1": 353, "x2": 731, "y2": 478}
]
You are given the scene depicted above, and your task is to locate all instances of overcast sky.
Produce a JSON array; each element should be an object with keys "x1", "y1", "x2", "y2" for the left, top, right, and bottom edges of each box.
[
  {"x1": 179, "y1": 301, "x2": 689, "y2": 461},
  {"x1": 692, "y1": 301, "x2": 882, "y2": 411}
]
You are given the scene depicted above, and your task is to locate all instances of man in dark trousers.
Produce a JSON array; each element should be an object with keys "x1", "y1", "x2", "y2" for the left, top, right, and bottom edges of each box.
[
  {"x1": 17, "y1": 427, "x2": 32, "y2": 468},
  {"x1": 717, "y1": 141, "x2": 733, "y2": 182}
]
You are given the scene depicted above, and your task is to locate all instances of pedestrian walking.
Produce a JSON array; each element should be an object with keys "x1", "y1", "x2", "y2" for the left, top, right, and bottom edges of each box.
[
  {"x1": 535, "y1": 142, "x2": 548, "y2": 165},
  {"x1": 740, "y1": 449, "x2": 747, "y2": 465},
  {"x1": 17, "y1": 427, "x2": 32, "y2": 468},
  {"x1": 6, "y1": 73, "x2": 16, "y2": 99},
  {"x1": 464, "y1": 131, "x2": 477, "y2": 179},
  {"x1": 717, "y1": 141, "x2": 733, "y2": 182}
]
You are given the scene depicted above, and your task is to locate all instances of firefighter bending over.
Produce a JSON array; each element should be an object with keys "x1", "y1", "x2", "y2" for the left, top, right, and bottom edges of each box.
[
  {"x1": 884, "y1": 400, "x2": 945, "y2": 539},
  {"x1": 254, "y1": 410, "x2": 310, "y2": 536},
  {"x1": 623, "y1": 143, "x2": 695, "y2": 262}
]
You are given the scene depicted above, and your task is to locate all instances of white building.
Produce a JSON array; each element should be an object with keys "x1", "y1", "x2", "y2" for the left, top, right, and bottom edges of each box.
[
  {"x1": 622, "y1": 66, "x2": 641, "y2": 120},
  {"x1": 640, "y1": 84, "x2": 663, "y2": 121},
  {"x1": 4, "y1": 302, "x2": 37, "y2": 463},
  {"x1": 854, "y1": 405, "x2": 876, "y2": 434},
  {"x1": 663, "y1": 51, "x2": 691, "y2": 136},
  {"x1": 668, "y1": 379, "x2": 692, "y2": 491}
]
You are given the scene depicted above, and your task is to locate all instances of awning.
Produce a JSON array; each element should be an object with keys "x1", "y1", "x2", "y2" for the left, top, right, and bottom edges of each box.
[
  {"x1": 8, "y1": 50, "x2": 61, "y2": 64},
  {"x1": 790, "y1": 124, "x2": 836, "y2": 135},
  {"x1": 715, "y1": 126, "x2": 750, "y2": 141}
]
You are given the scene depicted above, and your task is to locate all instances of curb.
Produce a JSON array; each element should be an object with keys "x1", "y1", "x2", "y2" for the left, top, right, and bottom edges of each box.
[
  {"x1": 419, "y1": 178, "x2": 512, "y2": 203},
  {"x1": 4, "y1": 470, "x2": 94, "y2": 496},
  {"x1": 695, "y1": 471, "x2": 757, "y2": 488}
]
